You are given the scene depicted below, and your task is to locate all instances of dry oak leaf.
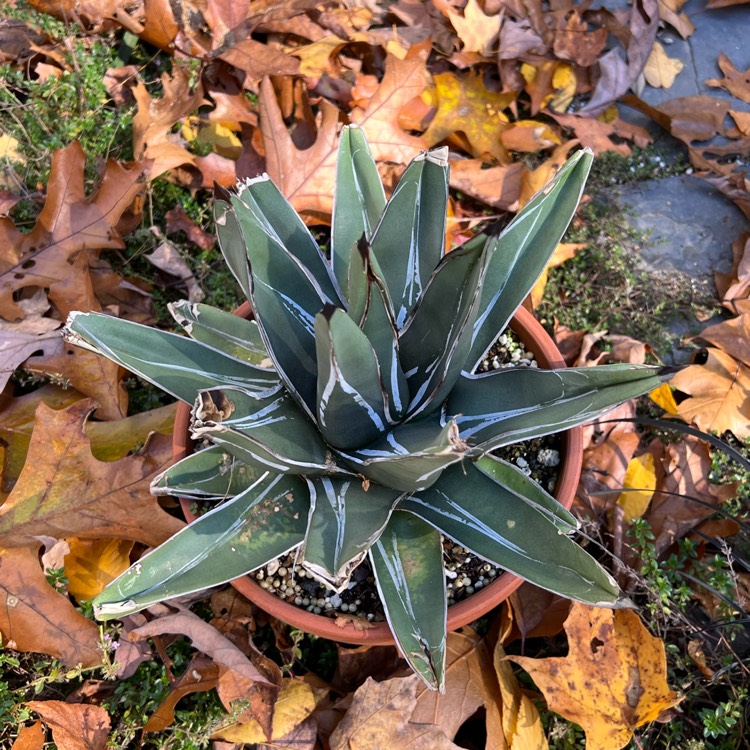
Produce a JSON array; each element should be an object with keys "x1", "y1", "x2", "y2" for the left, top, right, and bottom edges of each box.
[
  {"x1": 716, "y1": 232, "x2": 750, "y2": 313},
  {"x1": 446, "y1": 0, "x2": 502, "y2": 55},
  {"x1": 657, "y1": 0, "x2": 695, "y2": 39},
  {"x1": 328, "y1": 674, "x2": 463, "y2": 750},
  {"x1": 553, "y1": 10, "x2": 608, "y2": 68},
  {"x1": 446, "y1": 159, "x2": 524, "y2": 211},
  {"x1": 0, "y1": 399, "x2": 182, "y2": 547},
  {"x1": 132, "y1": 66, "x2": 206, "y2": 179},
  {"x1": 64, "y1": 537, "x2": 135, "y2": 603},
  {"x1": 643, "y1": 41, "x2": 685, "y2": 89},
  {"x1": 0, "y1": 545, "x2": 101, "y2": 667},
  {"x1": 26, "y1": 701, "x2": 110, "y2": 750},
  {"x1": 549, "y1": 112, "x2": 631, "y2": 156},
  {"x1": 698, "y1": 313, "x2": 750, "y2": 367},
  {"x1": 420, "y1": 71, "x2": 516, "y2": 163},
  {"x1": 509, "y1": 603, "x2": 681, "y2": 750},
  {"x1": 10, "y1": 720, "x2": 44, "y2": 750},
  {"x1": 706, "y1": 53, "x2": 750, "y2": 104},
  {"x1": 0, "y1": 142, "x2": 149, "y2": 321},
  {"x1": 671, "y1": 348, "x2": 750, "y2": 439}
]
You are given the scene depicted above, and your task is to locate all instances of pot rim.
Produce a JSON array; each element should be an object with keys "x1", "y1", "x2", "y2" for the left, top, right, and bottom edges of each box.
[{"x1": 173, "y1": 302, "x2": 583, "y2": 645}]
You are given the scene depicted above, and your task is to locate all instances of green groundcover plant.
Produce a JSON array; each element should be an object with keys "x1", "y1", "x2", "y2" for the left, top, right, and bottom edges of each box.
[{"x1": 63, "y1": 127, "x2": 669, "y2": 689}]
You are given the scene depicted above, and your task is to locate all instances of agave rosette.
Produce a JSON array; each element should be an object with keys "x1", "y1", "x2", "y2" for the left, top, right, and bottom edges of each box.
[{"x1": 64, "y1": 127, "x2": 667, "y2": 689}]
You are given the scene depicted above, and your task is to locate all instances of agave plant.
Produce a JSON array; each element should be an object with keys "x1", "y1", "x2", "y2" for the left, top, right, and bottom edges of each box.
[{"x1": 64, "y1": 127, "x2": 667, "y2": 689}]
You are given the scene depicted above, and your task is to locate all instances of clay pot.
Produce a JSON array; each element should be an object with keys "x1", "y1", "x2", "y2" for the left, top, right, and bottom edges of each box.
[{"x1": 173, "y1": 302, "x2": 583, "y2": 645}]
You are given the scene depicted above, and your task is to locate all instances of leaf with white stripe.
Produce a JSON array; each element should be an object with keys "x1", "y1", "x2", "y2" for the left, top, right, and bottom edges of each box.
[
  {"x1": 315, "y1": 305, "x2": 390, "y2": 450},
  {"x1": 301, "y1": 477, "x2": 402, "y2": 591},
  {"x1": 371, "y1": 511, "x2": 446, "y2": 690},
  {"x1": 93, "y1": 473, "x2": 309, "y2": 620},
  {"x1": 63, "y1": 312, "x2": 279, "y2": 403}
]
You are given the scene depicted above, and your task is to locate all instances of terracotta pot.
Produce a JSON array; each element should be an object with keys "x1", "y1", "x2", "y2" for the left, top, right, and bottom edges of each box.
[{"x1": 174, "y1": 302, "x2": 583, "y2": 646}]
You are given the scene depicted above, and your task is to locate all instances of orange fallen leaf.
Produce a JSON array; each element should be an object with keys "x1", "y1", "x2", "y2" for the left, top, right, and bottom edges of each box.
[
  {"x1": 706, "y1": 53, "x2": 750, "y2": 104},
  {"x1": 10, "y1": 720, "x2": 44, "y2": 750},
  {"x1": 697, "y1": 313, "x2": 750, "y2": 367},
  {"x1": 64, "y1": 537, "x2": 135, "y2": 603},
  {"x1": 509, "y1": 603, "x2": 681, "y2": 750},
  {"x1": 25, "y1": 701, "x2": 110, "y2": 750}
]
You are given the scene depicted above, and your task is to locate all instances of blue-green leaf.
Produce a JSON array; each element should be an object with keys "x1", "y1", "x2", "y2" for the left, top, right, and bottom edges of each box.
[
  {"x1": 465, "y1": 149, "x2": 593, "y2": 371},
  {"x1": 370, "y1": 511, "x2": 446, "y2": 690},
  {"x1": 315, "y1": 306, "x2": 390, "y2": 450},
  {"x1": 191, "y1": 386, "x2": 351, "y2": 476},
  {"x1": 301, "y1": 477, "x2": 402, "y2": 591},
  {"x1": 399, "y1": 236, "x2": 487, "y2": 419},
  {"x1": 400, "y1": 463, "x2": 621, "y2": 606},
  {"x1": 169, "y1": 301, "x2": 270, "y2": 367},
  {"x1": 370, "y1": 148, "x2": 449, "y2": 327},
  {"x1": 62, "y1": 312, "x2": 279, "y2": 403},
  {"x1": 93, "y1": 473, "x2": 309, "y2": 620},
  {"x1": 332, "y1": 125, "x2": 386, "y2": 297},
  {"x1": 151, "y1": 445, "x2": 262, "y2": 499},
  {"x1": 448, "y1": 364, "x2": 664, "y2": 452},
  {"x1": 338, "y1": 417, "x2": 468, "y2": 492},
  {"x1": 215, "y1": 191, "x2": 252, "y2": 301}
]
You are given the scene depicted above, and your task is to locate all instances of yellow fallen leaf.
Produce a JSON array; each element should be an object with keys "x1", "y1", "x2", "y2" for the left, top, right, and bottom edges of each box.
[
  {"x1": 509, "y1": 603, "x2": 682, "y2": 750},
  {"x1": 181, "y1": 117, "x2": 242, "y2": 159},
  {"x1": 530, "y1": 242, "x2": 586, "y2": 308},
  {"x1": 550, "y1": 63, "x2": 577, "y2": 113},
  {"x1": 64, "y1": 537, "x2": 134, "y2": 602},
  {"x1": 212, "y1": 678, "x2": 316, "y2": 743},
  {"x1": 0, "y1": 132, "x2": 23, "y2": 162},
  {"x1": 447, "y1": 0, "x2": 501, "y2": 55},
  {"x1": 643, "y1": 42, "x2": 685, "y2": 89},
  {"x1": 616, "y1": 453, "x2": 657, "y2": 521},
  {"x1": 494, "y1": 642, "x2": 548, "y2": 749},
  {"x1": 291, "y1": 35, "x2": 348, "y2": 77},
  {"x1": 649, "y1": 382, "x2": 679, "y2": 415}
]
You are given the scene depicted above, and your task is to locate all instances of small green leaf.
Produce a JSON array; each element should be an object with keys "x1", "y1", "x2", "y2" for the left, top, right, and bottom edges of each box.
[
  {"x1": 301, "y1": 477, "x2": 402, "y2": 591},
  {"x1": 466, "y1": 149, "x2": 593, "y2": 370},
  {"x1": 370, "y1": 148, "x2": 449, "y2": 327},
  {"x1": 398, "y1": 237, "x2": 486, "y2": 419},
  {"x1": 191, "y1": 386, "x2": 351, "y2": 476},
  {"x1": 215, "y1": 191, "x2": 252, "y2": 301},
  {"x1": 448, "y1": 364, "x2": 664, "y2": 451},
  {"x1": 169, "y1": 301, "x2": 269, "y2": 367},
  {"x1": 370, "y1": 511, "x2": 446, "y2": 690},
  {"x1": 93, "y1": 474, "x2": 309, "y2": 620},
  {"x1": 332, "y1": 125, "x2": 386, "y2": 297},
  {"x1": 151, "y1": 446, "x2": 261, "y2": 499},
  {"x1": 339, "y1": 417, "x2": 467, "y2": 492},
  {"x1": 63, "y1": 312, "x2": 279, "y2": 403},
  {"x1": 400, "y1": 463, "x2": 621, "y2": 606}
]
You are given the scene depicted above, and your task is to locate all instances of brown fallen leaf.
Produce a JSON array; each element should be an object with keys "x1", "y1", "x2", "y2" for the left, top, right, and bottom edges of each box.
[
  {"x1": 448, "y1": 159, "x2": 524, "y2": 211},
  {"x1": 0, "y1": 545, "x2": 100, "y2": 667},
  {"x1": 146, "y1": 237, "x2": 204, "y2": 303},
  {"x1": 328, "y1": 675, "x2": 463, "y2": 750},
  {"x1": 550, "y1": 112, "x2": 631, "y2": 156},
  {"x1": 25, "y1": 701, "x2": 110, "y2": 750},
  {"x1": 446, "y1": 0, "x2": 501, "y2": 56},
  {"x1": 706, "y1": 53, "x2": 750, "y2": 104},
  {"x1": 671, "y1": 348, "x2": 750, "y2": 439},
  {"x1": 715, "y1": 232, "x2": 750, "y2": 314},
  {"x1": 509, "y1": 603, "x2": 682, "y2": 750},
  {"x1": 553, "y1": 9, "x2": 607, "y2": 68},
  {"x1": 645, "y1": 436, "x2": 738, "y2": 555},
  {"x1": 166, "y1": 205, "x2": 216, "y2": 250},
  {"x1": 332, "y1": 643, "x2": 403, "y2": 693},
  {"x1": 697, "y1": 313, "x2": 750, "y2": 366},
  {"x1": 658, "y1": 0, "x2": 695, "y2": 38},
  {"x1": 0, "y1": 399, "x2": 182, "y2": 547}
]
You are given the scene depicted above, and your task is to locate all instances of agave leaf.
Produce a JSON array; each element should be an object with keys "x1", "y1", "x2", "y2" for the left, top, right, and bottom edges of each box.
[
  {"x1": 215, "y1": 191, "x2": 252, "y2": 301},
  {"x1": 448, "y1": 364, "x2": 664, "y2": 452},
  {"x1": 465, "y1": 149, "x2": 593, "y2": 371},
  {"x1": 370, "y1": 511, "x2": 446, "y2": 690},
  {"x1": 191, "y1": 387, "x2": 351, "y2": 476},
  {"x1": 151, "y1": 445, "x2": 261, "y2": 499},
  {"x1": 230, "y1": 187, "x2": 330, "y2": 417},
  {"x1": 338, "y1": 417, "x2": 468, "y2": 492},
  {"x1": 93, "y1": 474, "x2": 309, "y2": 620},
  {"x1": 399, "y1": 463, "x2": 621, "y2": 606},
  {"x1": 315, "y1": 306, "x2": 390, "y2": 449},
  {"x1": 399, "y1": 237, "x2": 487, "y2": 419},
  {"x1": 370, "y1": 148, "x2": 449, "y2": 327},
  {"x1": 169, "y1": 301, "x2": 270, "y2": 367},
  {"x1": 234, "y1": 175, "x2": 342, "y2": 304},
  {"x1": 301, "y1": 477, "x2": 403, "y2": 592},
  {"x1": 332, "y1": 125, "x2": 386, "y2": 297},
  {"x1": 475, "y1": 454, "x2": 577, "y2": 532},
  {"x1": 62, "y1": 312, "x2": 280, "y2": 403}
]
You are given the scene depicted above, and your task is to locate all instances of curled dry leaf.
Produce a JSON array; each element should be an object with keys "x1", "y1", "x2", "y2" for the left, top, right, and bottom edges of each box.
[
  {"x1": 697, "y1": 313, "x2": 750, "y2": 367},
  {"x1": 509, "y1": 603, "x2": 682, "y2": 750},
  {"x1": 25, "y1": 701, "x2": 110, "y2": 750},
  {"x1": 643, "y1": 41, "x2": 685, "y2": 89},
  {"x1": 706, "y1": 53, "x2": 750, "y2": 104}
]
